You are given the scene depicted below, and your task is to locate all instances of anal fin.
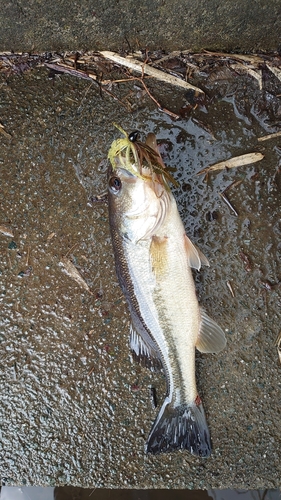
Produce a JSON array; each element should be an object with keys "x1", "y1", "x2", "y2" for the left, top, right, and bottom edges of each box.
[
  {"x1": 196, "y1": 309, "x2": 226, "y2": 353},
  {"x1": 130, "y1": 324, "x2": 163, "y2": 371}
]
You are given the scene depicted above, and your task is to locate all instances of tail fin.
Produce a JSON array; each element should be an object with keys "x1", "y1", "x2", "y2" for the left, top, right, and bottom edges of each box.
[{"x1": 145, "y1": 398, "x2": 211, "y2": 457}]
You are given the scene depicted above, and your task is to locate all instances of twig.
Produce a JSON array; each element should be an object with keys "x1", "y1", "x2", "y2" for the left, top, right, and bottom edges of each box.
[
  {"x1": 45, "y1": 62, "x2": 95, "y2": 81},
  {"x1": 197, "y1": 152, "x2": 264, "y2": 176},
  {"x1": 223, "y1": 179, "x2": 243, "y2": 192},
  {"x1": 258, "y1": 131, "x2": 281, "y2": 142},
  {"x1": 101, "y1": 86, "x2": 132, "y2": 110},
  {"x1": 139, "y1": 76, "x2": 180, "y2": 119},
  {"x1": 275, "y1": 331, "x2": 281, "y2": 364},
  {"x1": 77, "y1": 81, "x2": 94, "y2": 110},
  {"x1": 226, "y1": 281, "x2": 235, "y2": 297},
  {"x1": 220, "y1": 192, "x2": 238, "y2": 216},
  {"x1": 87, "y1": 365, "x2": 95, "y2": 376},
  {"x1": 219, "y1": 180, "x2": 242, "y2": 216},
  {"x1": 99, "y1": 51, "x2": 204, "y2": 94},
  {"x1": 26, "y1": 246, "x2": 30, "y2": 266},
  {"x1": 64, "y1": 241, "x2": 79, "y2": 259}
]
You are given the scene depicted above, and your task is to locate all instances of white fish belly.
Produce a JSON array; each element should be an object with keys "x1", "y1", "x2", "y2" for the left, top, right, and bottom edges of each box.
[{"x1": 124, "y1": 202, "x2": 200, "y2": 406}]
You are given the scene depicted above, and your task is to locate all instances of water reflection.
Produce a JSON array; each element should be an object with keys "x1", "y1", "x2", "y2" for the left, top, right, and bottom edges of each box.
[
  {"x1": 0, "y1": 489, "x2": 280, "y2": 500},
  {"x1": 208, "y1": 491, "x2": 280, "y2": 500},
  {"x1": 0, "y1": 488, "x2": 54, "y2": 500}
]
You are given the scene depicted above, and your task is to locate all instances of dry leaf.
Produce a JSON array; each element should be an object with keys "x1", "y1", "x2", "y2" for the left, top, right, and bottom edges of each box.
[
  {"x1": 47, "y1": 232, "x2": 56, "y2": 240},
  {"x1": 100, "y1": 51, "x2": 204, "y2": 94},
  {"x1": 266, "y1": 63, "x2": 281, "y2": 83},
  {"x1": 197, "y1": 152, "x2": 264, "y2": 176},
  {"x1": 60, "y1": 256, "x2": 92, "y2": 293},
  {"x1": 203, "y1": 50, "x2": 264, "y2": 65},
  {"x1": 0, "y1": 122, "x2": 11, "y2": 138},
  {"x1": 258, "y1": 131, "x2": 281, "y2": 142},
  {"x1": 230, "y1": 63, "x2": 263, "y2": 90},
  {"x1": 0, "y1": 225, "x2": 14, "y2": 237}
]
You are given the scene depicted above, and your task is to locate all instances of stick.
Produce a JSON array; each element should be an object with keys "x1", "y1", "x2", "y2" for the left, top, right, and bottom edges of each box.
[
  {"x1": 139, "y1": 76, "x2": 180, "y2": 119},
  {"x1": 45, "y1": 62, "x2": 99, "y2": 82},
  {"x1": 99, "y1": 51, "x2": 204, "y2": 94},
  {"x1": 220, "y1": 192, "x2": 238, "y2": 216},
  {"x1": 226, "y1": 281, "x2": 235, "y2": 297}
]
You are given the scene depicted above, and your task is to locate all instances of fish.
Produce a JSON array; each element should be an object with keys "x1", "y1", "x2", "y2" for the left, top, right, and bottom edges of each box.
[{"x1": 107, "y1": 124, "x2": 226, "y2": 456}]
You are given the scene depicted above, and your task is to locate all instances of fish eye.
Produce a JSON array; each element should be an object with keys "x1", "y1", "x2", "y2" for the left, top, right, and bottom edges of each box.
[
  {"x1": 109, "y1": 176, "x2": 122, "y2": 193},
  {"x1": 129, "y1": 130, "x2": 140, "y2": 142}
]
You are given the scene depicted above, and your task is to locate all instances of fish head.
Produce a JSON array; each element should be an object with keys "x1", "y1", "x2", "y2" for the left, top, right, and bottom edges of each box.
[
  {"x1": 107, "y1": 161, "x2": 166, "y2": 243},
  {"x1": 107, "y1": 125, "x2": 177, "y2": 243}
]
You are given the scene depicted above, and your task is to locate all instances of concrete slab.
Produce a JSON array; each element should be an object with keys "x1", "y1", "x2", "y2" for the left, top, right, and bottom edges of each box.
[
  {"x1": 0, "y1": 61, "x2": 280, "y2": 488},
  {"x1": 0, "y1": 0, "x2": 281, "y2": 53}
]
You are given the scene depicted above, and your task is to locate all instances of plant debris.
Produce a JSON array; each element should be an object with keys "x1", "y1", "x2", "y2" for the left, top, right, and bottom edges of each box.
[
  {"x1": 197, "y1": 152, "x2": 264, "y2": 176},
  {"x1": 220, "y1": 191, "x2": 238, "y2": 216},
  {"x1": 258, "y1": 131, "x2": 281, "y2": 142},
  {"x1": 219, "y1": 180, "x2": 243, "y2": 216},
  {"x1": 226, "y1": 281, "x2": 235, "y2": 297},
  {"x1": 99, "y1": 51, "x2": 204, "y2": 93},
  {"x1": 275, "y1": 332, "x2": 281, "y2": 364},
  {"x1": 1, "y1": 49, "x2": 281, "y2": 123},
  {"x1": 89, "y1": 192, "x2": 108, "y2": 204},
  {"x1": 239, "y1": 251, "x2": 252, "y2": 272},
  {"x1": 59, "y1": 256, "x2": 92, "y2": 294},
  {"x1": 266, "y1": 63, "x2": 281, "y2": 83},
  {"x1": 0, "y1": 225, "x2": 14, "y2": 237},
  {"x1": 0, "y1": 122, "x2": 11, "y2": 138}
]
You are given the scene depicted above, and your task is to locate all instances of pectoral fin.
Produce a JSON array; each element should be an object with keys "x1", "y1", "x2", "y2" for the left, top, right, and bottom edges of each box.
[
  {"x1": 196, "y1": 309, "x2": 226, "y2": 353},
  {"x1": 130, "y1": 324, "x2": 163, "y2": 371},
  {"x1": 184, "y1": 235, "x2": 209, "y2": 270},
  {"x1": 150, "y1": 235, "x2": 168, "y2": 279}
]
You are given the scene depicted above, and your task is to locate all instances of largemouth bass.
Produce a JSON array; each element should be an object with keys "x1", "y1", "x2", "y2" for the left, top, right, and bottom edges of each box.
[{"x1": 107, "y1": 125, "x2": 226, "y2": 456}]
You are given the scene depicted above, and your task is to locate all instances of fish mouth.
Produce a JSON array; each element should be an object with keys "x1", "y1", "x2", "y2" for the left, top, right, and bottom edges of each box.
[{"x1": 107, "y1": 124, "x2": 178, "y2": 188}]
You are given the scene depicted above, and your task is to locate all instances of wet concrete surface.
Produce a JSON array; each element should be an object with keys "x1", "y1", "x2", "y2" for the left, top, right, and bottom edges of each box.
[{"x1": 0, "y1": 63, "x2": 281, "y2": 488}]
